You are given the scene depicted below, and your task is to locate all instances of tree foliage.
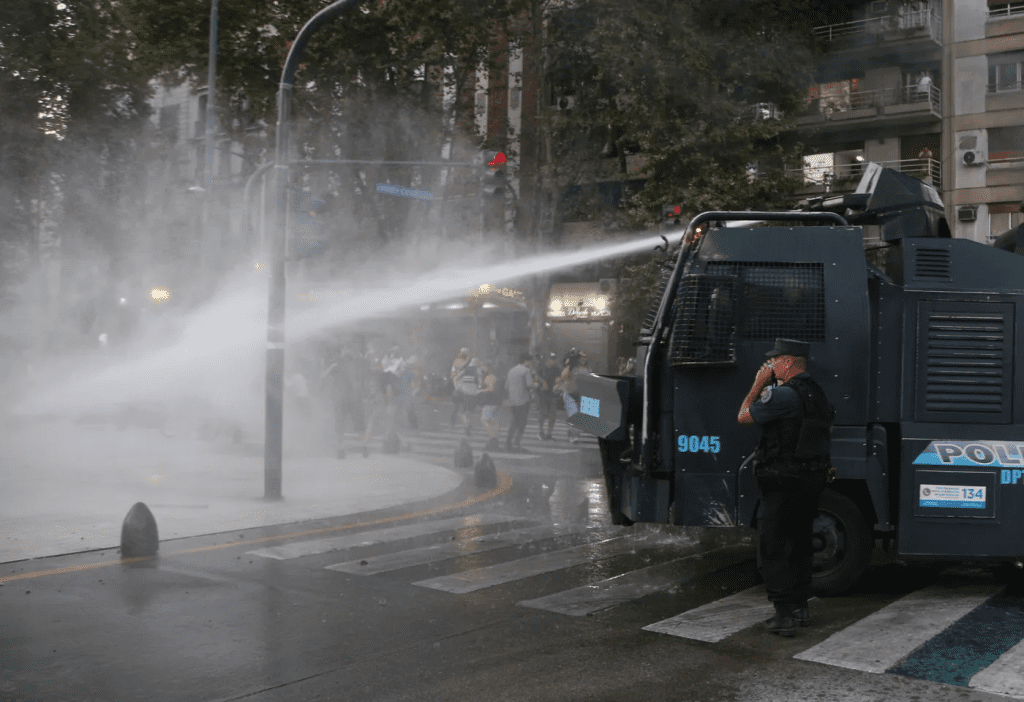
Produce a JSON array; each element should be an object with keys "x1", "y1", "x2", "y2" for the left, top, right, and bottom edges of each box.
[
  {"x1": 0, "y1": 0, "x2": 154, "y2": 311},
  {"x1": 539, "y1": 0, "x2": 850, "y2": 354},
  {"x1": 546, "y1": 0, "x2": 848, "y2": 229},
  {"x1": 125, "y1": 0, "x2": 526, "y2": 245}
]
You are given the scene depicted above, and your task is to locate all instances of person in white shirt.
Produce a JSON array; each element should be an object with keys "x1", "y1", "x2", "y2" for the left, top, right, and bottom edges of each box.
[{"x1": 505, "y1": 353, "x2": 536, "y2": 451}]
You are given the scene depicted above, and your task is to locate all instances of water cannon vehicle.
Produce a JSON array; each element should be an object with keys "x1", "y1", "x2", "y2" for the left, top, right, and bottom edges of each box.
[{"x1": 570, "y1": 163, "x2": 1024, "y2": 594}]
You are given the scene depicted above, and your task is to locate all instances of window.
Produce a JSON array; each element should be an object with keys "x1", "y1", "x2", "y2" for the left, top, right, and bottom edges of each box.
[
  {"x1": 803, "y1": 153, "x2": 834, "y2": 186},
  {"x1": 988, "y1": 125, "x2": 1024, "y2": 161},
  {"x1": 987, "y1": 54, "x2": 1024, "y2": 92},
  {"x1": 988, "y1": 203, "x2": 1024, "y2": 242}
]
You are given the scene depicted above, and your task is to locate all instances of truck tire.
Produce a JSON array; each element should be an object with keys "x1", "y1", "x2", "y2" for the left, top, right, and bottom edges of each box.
[
  {"x1": 993, "y1": 564, "x2": 1024, "y2": 588},
  {"x1": 811, "y1": 489, "x2": 873, "y2": 596}
]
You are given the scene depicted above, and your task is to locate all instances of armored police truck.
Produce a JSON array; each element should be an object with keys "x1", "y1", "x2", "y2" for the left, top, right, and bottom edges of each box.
[{"x1": 571, "y1": 164, "x2": 1024, "y2": 594}]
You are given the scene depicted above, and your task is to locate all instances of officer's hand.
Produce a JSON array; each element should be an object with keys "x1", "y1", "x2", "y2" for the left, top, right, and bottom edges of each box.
[{"x1": 752, "y1": 361, "x2": 775, "y2": 395}]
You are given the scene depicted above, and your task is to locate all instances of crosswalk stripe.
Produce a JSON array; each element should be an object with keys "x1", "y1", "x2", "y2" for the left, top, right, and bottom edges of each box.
[
  {"x1": 641, "y1": 585, "x2": 779, "y2": 642},
  {"x1": 246, "y1": 513, "x2": 524, "y2": 560},
  {"x1": 888, "y1": 588, "x2": 1022, "y2": 686},
  {"x1": 324, "y1": 524, "x2": 585, "y2": 575},
  {"x1": 970, "y1": 636, "x2": 1024, "y2": 698},
  {"x1": 792, "y1": 582, "x2": 1003, "y2": 673},
  {"x1": 412, "y1": 535, "x2": 636, "y2": 594},
  {"x1": 519, "y1": 546, "x2": 752, "y2": 617}
]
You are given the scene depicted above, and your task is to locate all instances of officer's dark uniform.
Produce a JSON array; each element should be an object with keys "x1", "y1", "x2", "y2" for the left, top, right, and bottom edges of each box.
[{"x1": 750, "y1": 340, "x2": 834, "y2": 635}]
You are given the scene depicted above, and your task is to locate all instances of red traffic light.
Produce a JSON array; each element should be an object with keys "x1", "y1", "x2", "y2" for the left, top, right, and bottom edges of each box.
[
  {"x1": 488, "y1": 152, "x2": 507, "y2": 169},
  {"x1": 673, "y1": 205, "x2": 682, "y2": 216}
]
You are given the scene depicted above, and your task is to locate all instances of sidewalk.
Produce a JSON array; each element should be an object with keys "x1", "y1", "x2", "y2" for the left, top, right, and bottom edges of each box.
[{"x1": 0, "y1": 416, "x2": 462, "y2": 564}]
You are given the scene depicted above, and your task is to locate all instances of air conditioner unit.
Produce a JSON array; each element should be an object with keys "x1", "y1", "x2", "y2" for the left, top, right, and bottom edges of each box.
[
  {"x1": 957, "y1": 206, "x2": 977, "y2": 222},
  {"x1": 962, "y1": 150, "x2": 985, "y2": 166},
  {"x1": 554, "y1": 96, "x2": 575, "y2": 110}
]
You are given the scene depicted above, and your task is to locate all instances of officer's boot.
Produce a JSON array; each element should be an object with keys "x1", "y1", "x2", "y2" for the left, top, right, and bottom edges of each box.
[
  {"x1": 792, "y1": 601, "x2": 810, "y2": 627},
  {"x1": 764, "y1": 603, "x2": 797, "y2": 637}
]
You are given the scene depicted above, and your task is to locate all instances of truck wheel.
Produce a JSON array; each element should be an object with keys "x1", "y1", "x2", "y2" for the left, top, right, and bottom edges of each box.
[
  {"x1": 993, "y1": 564, "x2": 1024, "y2": 588},
  {"x1": 811, "y1": 489, "x2": 872, "y2": 596}
]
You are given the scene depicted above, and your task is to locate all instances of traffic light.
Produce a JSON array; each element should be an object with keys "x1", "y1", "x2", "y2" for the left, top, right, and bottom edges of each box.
[
  {"x1": 663, "y1": 204, "x2": 683, "y2": 231},
  {"x1": 480, "y1": 150, "x2": 506, "y2": 200},
  {"x1": 290, "y1": 191, "x2": 330, "y2": 258}
]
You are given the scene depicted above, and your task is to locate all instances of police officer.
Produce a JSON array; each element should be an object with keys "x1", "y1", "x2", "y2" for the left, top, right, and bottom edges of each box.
[{"x1": 738, "y1": 338, "x2": 835, "y2": 637}]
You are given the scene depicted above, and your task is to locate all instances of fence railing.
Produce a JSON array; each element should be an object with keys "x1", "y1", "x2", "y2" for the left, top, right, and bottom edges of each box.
[
  {"x1": 987, "y1": 79, "x2": 1024, "y2": 94},
  {"x1": 988, "y1": 2, "x2": 1024, "y2": 18},
  {"x1": 814, "y1": 8, "x2": 940, "y2": 43},
  {"x1": 807, "y1": 83, "x2": 940, "y2": 116},
  {"x1": 790, "y1": 157, "x2": 940, "y2": 191}
]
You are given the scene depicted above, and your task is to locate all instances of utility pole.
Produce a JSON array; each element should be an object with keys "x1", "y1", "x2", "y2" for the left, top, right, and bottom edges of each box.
[
  {"x1": 203, "y1": 0, "x2": 220, "y2": 282},
  {"x1": 265, "y1": 0, "x2": 362, "y2": 500}
]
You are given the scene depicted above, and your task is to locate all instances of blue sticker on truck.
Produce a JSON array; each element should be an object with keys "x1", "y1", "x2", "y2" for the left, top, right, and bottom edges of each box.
[
  {"x1": 580, "y1": 396, "x2": 600, "y2": 417},
  {"x1": 913, "y1": 441, "x2": 1024, "y2": 486}
]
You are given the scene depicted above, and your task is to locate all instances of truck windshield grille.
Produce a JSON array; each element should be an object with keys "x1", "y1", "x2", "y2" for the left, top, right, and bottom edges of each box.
[
  {"x1": 670, "y1": 263, "x2": 825, "y2": 366},
  {"x1": 670, "y1": 275, "x2": 739, "y2": 365}
]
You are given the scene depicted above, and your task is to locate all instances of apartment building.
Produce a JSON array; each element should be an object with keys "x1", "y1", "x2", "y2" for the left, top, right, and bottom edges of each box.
[{"x1": 799, "y1": 0, "x2": 1024, "y2": 244}]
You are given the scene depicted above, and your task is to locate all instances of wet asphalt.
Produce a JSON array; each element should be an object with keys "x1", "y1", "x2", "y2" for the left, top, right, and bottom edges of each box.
[
  {"x1": 1, "y1": 410, "x2": 1022, "y2": 702},
  {"x1": 2, "y1": 461, "x2": 1021, "y2": 702}
]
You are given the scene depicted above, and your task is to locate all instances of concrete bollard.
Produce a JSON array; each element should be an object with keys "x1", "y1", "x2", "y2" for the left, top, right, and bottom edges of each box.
[
  {"x1": 454, "y1": 438, "x2": 474, "y2": 468},
  {"x1": 120, "y1": 502, "x2": 159, "y2": 558},
  {"x1": 474, "y1": 452, "x2": 497, "y2": 488}
]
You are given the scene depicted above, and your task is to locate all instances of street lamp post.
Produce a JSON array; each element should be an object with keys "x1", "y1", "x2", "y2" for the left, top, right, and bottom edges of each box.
[
  {"x1": 204, "y1": 0, "x2": 219, "y2": 279},
  {"x1": 264, "y1": 0, "x2": 362, "y2": 500}
]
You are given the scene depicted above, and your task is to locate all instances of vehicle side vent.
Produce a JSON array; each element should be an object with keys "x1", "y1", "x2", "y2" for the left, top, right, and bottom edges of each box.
[
  {"x1": 915, "y1": 302, "x2": 1014, "y2": 424},
  {"x1": 912, "y1": 247, "x2": 952, "y2": 282},
  {"x1": 669, "y1": 275, "x2": 738, "y2": 365}
]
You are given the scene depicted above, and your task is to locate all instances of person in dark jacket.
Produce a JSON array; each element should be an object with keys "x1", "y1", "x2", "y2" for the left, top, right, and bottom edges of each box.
[{"x1": 738, "y1": 338, "x2": 835, "y2": 637}]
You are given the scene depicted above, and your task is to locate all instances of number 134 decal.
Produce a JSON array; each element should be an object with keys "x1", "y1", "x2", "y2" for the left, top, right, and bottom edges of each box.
[{"x1": 678, "y1": 435, "x2": 721, "y2": 453}]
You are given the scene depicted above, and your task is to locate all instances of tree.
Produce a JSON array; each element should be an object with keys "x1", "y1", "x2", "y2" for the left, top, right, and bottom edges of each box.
[
  {"x1": 0, "y1": 0, "x2": 155, "y2": 346},
  {"x1": 544, "y1": 0, "x2": 848, "y2": 231},
  {"x1": 125, "y1": 0, "x2": 526, "y2": 248},
  {"x1": 537, "y1": 0, "x2": 850, "y2": 355}
]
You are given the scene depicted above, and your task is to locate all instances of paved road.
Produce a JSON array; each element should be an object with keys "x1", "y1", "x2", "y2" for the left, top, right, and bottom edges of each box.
[{"x1": 3, "y1": 477, "x2": 1022, "y2": 702}]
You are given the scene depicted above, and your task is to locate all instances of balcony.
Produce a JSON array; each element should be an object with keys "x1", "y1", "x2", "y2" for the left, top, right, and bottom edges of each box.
[
  {"x1": 988, "y1": 2, "x2": 1024, "y2": 19},
  {"x1": 813, "y1": 7, "x2": 941, "y2": 46},
  {"x1": 988, "y1": 79, "x2": 1024, "y2": 94},
  {"x1": 796, "y1": 83, "x2": 940, "y2": 135},
  {"x1": 788, "y1": 157, "x2": 941, "y2": 195}
]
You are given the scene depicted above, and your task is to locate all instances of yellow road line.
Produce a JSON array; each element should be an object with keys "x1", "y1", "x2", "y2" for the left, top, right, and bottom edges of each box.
[{"x1": 0, "y1": 471, "x2": 513, "y2": 584}]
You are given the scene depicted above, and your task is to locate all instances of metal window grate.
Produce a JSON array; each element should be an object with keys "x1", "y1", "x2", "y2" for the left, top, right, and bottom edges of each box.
[
  {"x1": 669, "y1": 263, "x2": 825, "y2": 366},
  {"x1": 913, "y1": 247, "x2": 952, "y2": 281},
  {"x1": 707, "y1": 262, "x2": 826, "y2": 342},
  {"x1": 669, "y1": 275, "x2": 739, "y2": 365}
]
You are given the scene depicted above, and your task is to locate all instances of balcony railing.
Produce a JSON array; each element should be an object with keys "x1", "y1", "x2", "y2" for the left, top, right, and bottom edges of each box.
[
  {"x1": 987, "y1": 80, "x2": 1024, "y2": 93},
  {"x1": 988, "y1": 2, "x2": 1024, "y2": 18},
  {"x1": 805, "y1": 83, "x2": 940, "y2": 119},
  {"x1": 814, "y1": 7, "x2": 941, "y2": 44},
  {"x1": 789, "y1": 157, "x2": 940, "y2": 191}
]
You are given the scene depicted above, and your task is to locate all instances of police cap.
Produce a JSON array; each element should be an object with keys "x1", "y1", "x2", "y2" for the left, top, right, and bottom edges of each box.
[{"x1": 765, "y1": 338, "x2": 810, "y2": 358}]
